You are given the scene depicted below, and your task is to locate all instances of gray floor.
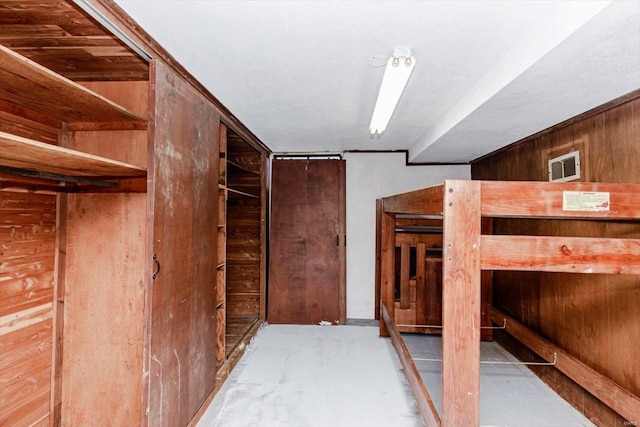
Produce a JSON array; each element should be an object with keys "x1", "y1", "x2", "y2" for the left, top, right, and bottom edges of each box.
[
  {"x1": 404, "y1": 334, "x2": 595, "y2": 427},
  {"x1": 197, "y1": 325, "x2": 595, "y2": 427},
  {"x1": 197, "y1": 324, "x2": 422, "y2": 427}
]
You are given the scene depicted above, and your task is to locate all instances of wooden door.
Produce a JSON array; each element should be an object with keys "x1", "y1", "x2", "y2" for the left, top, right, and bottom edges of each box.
[
  {"x1": 145, "y1": 61, "x2": 219, "y2": 426},
  {"x1": 269, "y1": 159, "x2": 346, "y2": 324}
]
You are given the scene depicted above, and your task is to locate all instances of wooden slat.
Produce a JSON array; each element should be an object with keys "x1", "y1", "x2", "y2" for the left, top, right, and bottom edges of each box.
[
  {"x1": 0, "y1": 131, "x2": 146, "y2": 177},
  {"x1": 424, "y1": 258, "x2": 443, "y2": 331},
  {"x1": 400, "y1": 242, "x2": 411, "y2": 309},
  {"x1": 481, "y1": 235, "x2": 640, "y2": 274},
  {"x1": 382, "y1": 184, "x2": 445, "y2": 215},
  {"x1": 415, "y1": 243, "x2": 427, "y2": 325},
  {"x1": 0, "y1": 319, "x2": 52, "y2": 426},
  {"x1": 441, "y1": 180, "x2": 481, "y2": 426},
  {"x1": 375, "y1": 199, "x2": 382, "y2": 320},
  {"x1": 381, "y1": 304, "x2": 440, "y2": 427},
  {"x1": 0, "y1": 45, "x2": 145, "y2": 123},
  {"x1": 480, "y1": 181, "x2": 640, "y2": 220},
  {"x1": 379, "y1": 211, "x2": 395, "y2": 337},
  {"x1": 492, "y1": 308, "x2": 640, "y2": 423}
]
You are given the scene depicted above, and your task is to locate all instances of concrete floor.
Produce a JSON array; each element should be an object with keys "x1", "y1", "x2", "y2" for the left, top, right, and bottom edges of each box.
[
  {"x1": 197, "y1": 325, "x2": 595, "y2": 427},
  {"x1": 197, "y1": 324, "x2": 422, "y2": 427}
]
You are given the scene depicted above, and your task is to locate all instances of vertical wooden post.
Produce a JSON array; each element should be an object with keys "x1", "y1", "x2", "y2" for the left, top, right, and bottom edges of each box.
[
  {"x1": 400, "y1": 242, "x2": 411, "y2": 309},
  {"x1": 374, "y1": 199, "x2": 382, "y2": 320},
  {"x1": 415, "y1": 242, "x2": 427, "y2": 326},
  {"x1": 380, "y1": 209, "x2": 396, "y2": 337},
  {"x1": 441, "y1": 180, "x2": 481, "y2": 426},
  {"x1": 480, "y1": 217, "x2": 494, "y2": 342}
]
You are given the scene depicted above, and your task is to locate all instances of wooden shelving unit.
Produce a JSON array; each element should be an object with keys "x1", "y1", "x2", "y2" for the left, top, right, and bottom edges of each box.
[
  {"x1": 0, "y1": 45, "x2": 145, "y2": 124},
  {"x1": 0, "y1": 131, "x2": 146, "y2": 178},
  {"x1": 1, "y1": 3, "x2": 265, "y2": 425},
  {"x1": 0, "y1": 46, "x2": 147, "y2": 193},
  {"x1": 216, "y1": 125, "x2": 228, "y2": 365}
]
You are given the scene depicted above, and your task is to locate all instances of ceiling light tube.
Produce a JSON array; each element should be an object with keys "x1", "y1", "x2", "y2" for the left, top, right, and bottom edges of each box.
[{"x1": 369, "y1": 48, "x2": 416, "y2": 135}]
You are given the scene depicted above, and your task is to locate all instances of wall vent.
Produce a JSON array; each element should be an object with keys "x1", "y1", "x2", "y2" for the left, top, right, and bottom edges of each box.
[{"x1": 548, "y1": 150, "x2": 581, "y2": 182}]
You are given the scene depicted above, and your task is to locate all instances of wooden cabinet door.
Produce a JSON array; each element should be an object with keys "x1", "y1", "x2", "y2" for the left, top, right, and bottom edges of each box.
[
  {"x1": 268, "y1": 159, "x2": 346, "y2": 324},
  {"x1": 145, "y1": 61, "x2": 219, "y2": 426}
]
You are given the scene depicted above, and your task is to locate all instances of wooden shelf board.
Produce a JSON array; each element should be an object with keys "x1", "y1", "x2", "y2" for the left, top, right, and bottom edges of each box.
[
  {"x1": 0, "y1": 131, "x2": 146, "y2": 177},
  {"x1": 0, "y1": 45, "x2": 145, "y2": 124},
  {"x1": 227, "y1": 187, "x2": 259, "y2": 199},
  {"x1": 227, "y1": 159, "x2": 259, "y2": 176}
]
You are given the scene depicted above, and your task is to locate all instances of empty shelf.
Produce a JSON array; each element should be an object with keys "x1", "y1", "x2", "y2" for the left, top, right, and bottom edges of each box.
[
  {"x1": 0, "y1": 45, "x2": 145, "y2": 124},
  {"x1": 0, "y1": 131, "x2": 146, "y2": 178}
]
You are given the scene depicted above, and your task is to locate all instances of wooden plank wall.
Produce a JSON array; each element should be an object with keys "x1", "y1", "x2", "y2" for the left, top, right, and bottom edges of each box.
[
  {"x1": 147, "y1": 62, "x2": 219, "y2": 426},
  {"x1": 0, "y1": 191, "x2": 56, "y2": 427},
  {"x1": 226, "y1": 132, "x2": 262, "y2": 320},
  {"x1": 0, "y1": 111, "x2": 59, "y2": 426},
  {"x1": 471, "y1": 94, "x2": 640, "y2": 426},
  {"x1": 60, "y1": 81, "x2": 148, "y2": 425}
]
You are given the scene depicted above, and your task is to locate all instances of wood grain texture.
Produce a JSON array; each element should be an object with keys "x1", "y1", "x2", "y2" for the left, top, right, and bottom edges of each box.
[
  {"x1": 375, "y1": 199, "x2": 382, "y2": 320},
  {"x1": 0, "y1": 319, "x2": 52, "y2": 427},
  {"x1": 0, "y1": 45, "x2": 146, "y2": 123},
  {"x1": 0, "y1": 131, "x2": 146, "y2": 177},
  {"x1": 0, "y1": 191, "x2": 55, "y2": 425},
  {"x1": 480, "y1": 181, "x2": 640, "y2": 220},
  {"x1": 382, "y1": 304, "x2": 441, "y2": 427},
  {"x1": 0, "y1": 0, "x2": 149, "y2": 81},
  {"x1": 400, "y1": 242, "x2": 411, "y2": 309},
  {"x1": 493, "y1": 308, "x2": 640, "y2": 423},
  {"x1": 379, "y1": 211, "x2": 395, "y2": 337},
  {"x1": 61, "y1": 192, "x2": 146, "y2": 426},
  {"x1": 268, "y1": 159, "x2": 345, "y2": 325},
  {"x1": 415, "y1": 243, "x2": 427, "y2": 325},
  {"x1": 382, "y1": 184, "x2": 444, "y2": 215},
  {"x1": 481, "y1": 235, "x2": 640, "y2": 274},
  {"x1": 0, "y1": 110, "x2": 58, "y2": 145},
  {"x1": 146, "y1": 61, "x2": 219, "y2": 426},
  {"x1": 441, "y1": 179, "x2": 481, "y2": 427}
]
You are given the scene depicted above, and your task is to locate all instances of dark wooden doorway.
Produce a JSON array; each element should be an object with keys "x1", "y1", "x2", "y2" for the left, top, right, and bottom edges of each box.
[{"x1": 268, "y1": 159, "x2": 346, "y2": 324}]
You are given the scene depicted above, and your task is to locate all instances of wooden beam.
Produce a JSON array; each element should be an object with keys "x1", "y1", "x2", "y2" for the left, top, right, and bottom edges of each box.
[
  {"x1": 400, "y1": 242, "x2": 411, "y2": 309},
  {"x1": 379, "y1": 211, "x2": 395, "y2": 337},
  {"x1": 480, "y1": 181, "x2": 640, "y2": 220},
  {"x1": 481, "y1": 235, "x2": 640, "y2": 274},
  {"x1": 492, "y1": 308, "x2": 640, "y2": 423},
  {"x1": 381, "y1": 304, "x2": 441, "y2": 427},
  {"x1": 375, "y1": 199, "x2": 382, "y2": 320},
  {"x1": 441, "y1": 180, "x2": 481, "y2": 426},
  {"x1": 382, "y1": 184, "x2": 444, "y2": 215},
  {"x1": 415, "y1": 243, "x2": 427, "y2": 326}
]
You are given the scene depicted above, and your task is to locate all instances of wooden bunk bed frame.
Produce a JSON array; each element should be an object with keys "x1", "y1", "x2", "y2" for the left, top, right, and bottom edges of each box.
[{"x1": 378, "y1": 179, "x2": 640, "y2": 427}]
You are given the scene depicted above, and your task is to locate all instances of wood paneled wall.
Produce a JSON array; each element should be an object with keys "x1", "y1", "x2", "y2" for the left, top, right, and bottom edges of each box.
[
  {"x1": 226, "y1": 133, "x2": 262, "y2": 319},
  {"x1": 0, "y1": 191, "x2": 56, "y2": 426},
  {"x1": 1, "y1": 112, "x2": 60, "y2": 426},
  {"x1": 471, "y1": 94, "x2": 640, "y2": 426}
]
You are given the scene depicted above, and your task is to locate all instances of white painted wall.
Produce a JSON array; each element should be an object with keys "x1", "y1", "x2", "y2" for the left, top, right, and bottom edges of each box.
[{"x1": 344, "y1": 152, "x2": 470, "y2": 319}]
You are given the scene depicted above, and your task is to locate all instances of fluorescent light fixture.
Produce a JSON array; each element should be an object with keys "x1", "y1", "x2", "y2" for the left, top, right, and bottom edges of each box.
[{"x1": 369, "y1": 48, "x2": 416, "y2": 135}]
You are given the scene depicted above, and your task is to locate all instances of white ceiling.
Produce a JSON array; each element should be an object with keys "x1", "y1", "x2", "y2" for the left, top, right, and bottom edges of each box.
[{"x1": 115, "y1": 0, "x2": 640, "y2": 163}]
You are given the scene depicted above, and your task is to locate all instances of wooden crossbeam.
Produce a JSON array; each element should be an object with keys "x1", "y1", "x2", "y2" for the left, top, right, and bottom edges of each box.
[
  {"x1": 382, "y1": 184, "x2": 444, "y2": 215},
  {"x1": 480, "y1": 181, "x2": 640, "y2": 220},
  {"x1": 382, "y1": 304, "x2": 440, "y2": 427},
  {"x1": 481, "y1": 235, "x2": 640, "y2": 274},
  {"x1": 492, "y1": 308, "x2": 640, "y2": 423}
]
